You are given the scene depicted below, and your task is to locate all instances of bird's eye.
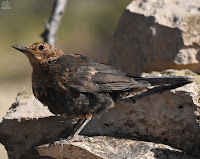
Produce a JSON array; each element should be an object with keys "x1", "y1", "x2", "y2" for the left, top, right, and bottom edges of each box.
[{"x1": 39, "y1": 45, "x2": 45, "y2": 51}]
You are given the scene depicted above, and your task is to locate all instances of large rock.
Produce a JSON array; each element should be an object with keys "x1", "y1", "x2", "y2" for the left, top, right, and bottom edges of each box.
[
  {"x1": 37, "y1": 136, "x2": 197, "y2": 159},
  {"x1": 109, "y1": 0, "x2": 200, "y2": 76},
  {"x1": 0, "y1": 70, "x2": 199, "y2": 158}
]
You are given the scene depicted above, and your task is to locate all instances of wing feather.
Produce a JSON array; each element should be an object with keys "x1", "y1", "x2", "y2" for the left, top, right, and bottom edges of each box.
[{"x1": 58, "y1": 56, "x2": 150, "y2": 93}]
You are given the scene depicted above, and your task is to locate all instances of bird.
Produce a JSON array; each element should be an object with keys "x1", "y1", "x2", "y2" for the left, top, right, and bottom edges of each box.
[{"x1": 12, "y1": 42, "x2": 193, "y2": 142}]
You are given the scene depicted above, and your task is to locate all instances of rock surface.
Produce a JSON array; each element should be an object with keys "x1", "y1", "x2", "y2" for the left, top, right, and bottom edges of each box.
[
  {"x1": 109, "y1": 0, "x2": 200, "y2": 76},
  {"x1": 37, "y1": 136, "x2": 197, "y2": 159},
  {"x1": 0, "y1": 70, "x2": 199, "y2": 158}
]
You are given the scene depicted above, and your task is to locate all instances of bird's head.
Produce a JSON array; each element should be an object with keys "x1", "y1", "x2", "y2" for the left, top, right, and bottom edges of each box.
[{"x1": 12, "y1": 42, "x2": 64, "y2": 67}]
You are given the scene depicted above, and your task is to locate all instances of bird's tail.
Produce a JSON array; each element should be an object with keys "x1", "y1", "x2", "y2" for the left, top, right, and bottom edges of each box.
[
  {"x1": 134, "y1": 76, "x2": 193, "y2": 86},
  {"x1": 130, "y1": 76, "x2": 193, "y2": 102}
]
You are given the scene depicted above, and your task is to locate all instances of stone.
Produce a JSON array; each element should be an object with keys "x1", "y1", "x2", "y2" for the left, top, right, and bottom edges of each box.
[
  {"x1": 37, "y1": 136, "x2": 197, "y2": 159},
  {"x1": 109, "y1": 0, "x2": 200, "y2": 76},
  {"x1": 0, "y1": 69, "x2": 199, "y2": 158}
]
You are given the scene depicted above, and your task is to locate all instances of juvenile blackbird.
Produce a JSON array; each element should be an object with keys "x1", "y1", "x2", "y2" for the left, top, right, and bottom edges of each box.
[{"x1": 12, "y1": 42, "x2": 193, "y2": 141}]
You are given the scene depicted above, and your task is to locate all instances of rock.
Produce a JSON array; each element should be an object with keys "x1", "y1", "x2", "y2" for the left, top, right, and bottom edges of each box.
[
  {"x1": 109, "y1": 0, "x2": 200, "y2": 76},
  {"x1": 0, "y1": 69, "x2": 199, "y2": 158},
  {"x1": 37, "y1": 136, "x2": 197, "y2": 159},
  {"x1": 0, "y1": 90, "x2": 73, "y2": 159}
]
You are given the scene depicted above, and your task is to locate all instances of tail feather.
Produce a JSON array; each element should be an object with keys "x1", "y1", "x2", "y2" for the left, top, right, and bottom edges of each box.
[
  {"x1": 126, "y1": 76, "x2": 193, "y2": 102},
  {"x1": 130, "y1": 82, "x2": 188, "y2": 102},
  {"x1": 134, "y1": 76, "x2": 193, "y2": 86}
]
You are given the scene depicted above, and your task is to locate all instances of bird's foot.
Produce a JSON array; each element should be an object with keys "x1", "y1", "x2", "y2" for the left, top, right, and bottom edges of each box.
[
  {"x1": 51, "y1": 135, "x2": 90, "y2": 149},
  {"x1": 66, "y1": 134, "x2": 90, "y2": 142},
  {"x1": 61, "y1": 135, "x2": 90, "y2": 149}
]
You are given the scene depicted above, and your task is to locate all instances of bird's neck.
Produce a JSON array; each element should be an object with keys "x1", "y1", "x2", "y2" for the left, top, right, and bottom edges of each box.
[
  {"x1": 28, "y1": 49, "x2": 64, "y2": 69},
  {"x1": 31, "y1": 63, "x2": 50, "y2": 89},
  {"x1": 32, "y1": 63, "x2": 49, "y2": 73}
]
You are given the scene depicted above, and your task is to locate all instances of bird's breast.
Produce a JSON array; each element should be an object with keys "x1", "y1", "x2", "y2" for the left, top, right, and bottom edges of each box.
[{"x1": 32, "y1": 73, "x2": 52, "y2": 105}]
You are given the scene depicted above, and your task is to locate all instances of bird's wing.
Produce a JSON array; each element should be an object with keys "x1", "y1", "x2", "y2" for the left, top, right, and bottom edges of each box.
[
  {"x1": 91, "y1": 69, "x2": 150, "y2": 92},
  {"x1": 58, "y1": 56, "x2": 150, "y2": 93}
]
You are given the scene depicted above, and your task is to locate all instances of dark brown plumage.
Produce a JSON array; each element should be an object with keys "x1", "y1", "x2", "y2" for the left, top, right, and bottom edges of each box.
[{"x1": 12, "y1": 42, "x2": 193, "y2": 141}]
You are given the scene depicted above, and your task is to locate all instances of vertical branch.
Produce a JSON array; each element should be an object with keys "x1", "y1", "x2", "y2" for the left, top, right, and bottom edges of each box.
[{"x1": 41, "y1": 0, "x2": 68, "y2": 46}]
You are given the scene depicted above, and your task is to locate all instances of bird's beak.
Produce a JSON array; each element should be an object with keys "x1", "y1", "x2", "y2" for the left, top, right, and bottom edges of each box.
[{"x1": 12, "y1": 45, "x2": 32, "y2": 53}]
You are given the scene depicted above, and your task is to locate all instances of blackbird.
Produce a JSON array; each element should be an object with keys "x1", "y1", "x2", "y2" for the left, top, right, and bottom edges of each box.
[{"x1": 12, "y1": 42, "x2": 193, "y2": 141}]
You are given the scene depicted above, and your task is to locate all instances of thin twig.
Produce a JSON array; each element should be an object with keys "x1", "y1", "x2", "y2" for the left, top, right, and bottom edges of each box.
[{"x1": 41, "y1": 0, "x2": 68, "y2": 46}]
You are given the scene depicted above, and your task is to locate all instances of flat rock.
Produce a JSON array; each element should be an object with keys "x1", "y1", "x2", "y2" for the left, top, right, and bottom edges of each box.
[
  {"x1": 0, "y1": 69, "x2": 199, "y2": 158},
  {"x1": 37, "y1": 136, "x2": 197, "y2": 159},
  {"x1": 109, "y1": 0, "x2": 200, "y2": 76}
]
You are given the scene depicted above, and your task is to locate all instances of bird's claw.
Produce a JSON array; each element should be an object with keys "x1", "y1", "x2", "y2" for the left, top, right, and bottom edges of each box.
[
  {"x1": 66, "y1": 134, "x2": 90, "y2": 142},
  {"x1": 61, "y1": 135, "x2": 90, "y2": 149},
  {"x1": 49, "y1": 135, "x2": 90, "y2": 149}
]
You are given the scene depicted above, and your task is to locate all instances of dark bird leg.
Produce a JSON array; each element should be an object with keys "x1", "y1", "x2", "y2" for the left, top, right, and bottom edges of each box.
[{"x1": 66, "y1": 118, "x2": 92, "y2": 142}]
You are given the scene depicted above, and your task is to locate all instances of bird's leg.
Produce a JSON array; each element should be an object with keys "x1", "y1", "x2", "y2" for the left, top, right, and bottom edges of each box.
[
  {"x1": 51, "y1": 118, "x2": 92, "y2": 147},
  {"x1": 66, "y1": 117, "x2": 92, "y2": 142},
  {"x1": 69, "y1": 119, "x2": 86, "y2": 136}
]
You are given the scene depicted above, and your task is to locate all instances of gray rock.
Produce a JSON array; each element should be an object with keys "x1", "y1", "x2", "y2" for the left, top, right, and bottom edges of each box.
[
  {"x1": 0, "y1": 70, "x2": 199, "y2": 158},
  {"x1": 37, "y1": 136, "x2": 197, "y2": 159},
  {"x1": 109, "y1": 0, "x2": 200, "y2": 76}
]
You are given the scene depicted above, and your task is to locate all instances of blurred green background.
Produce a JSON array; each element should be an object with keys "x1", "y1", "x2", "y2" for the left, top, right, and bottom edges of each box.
[{"x1": 0, "y1": 0, "x2": 131, "y2": 158}]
